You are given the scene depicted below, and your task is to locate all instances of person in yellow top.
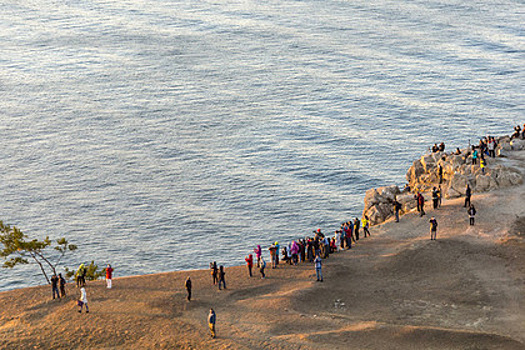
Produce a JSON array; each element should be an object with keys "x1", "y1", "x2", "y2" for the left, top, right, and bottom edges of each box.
[
  {"x1": 362, "y1": 215, "x2": 370, "y2": 238},
  {"x1": 480, "y1": 157, "x2": 486, "y2": 174}
]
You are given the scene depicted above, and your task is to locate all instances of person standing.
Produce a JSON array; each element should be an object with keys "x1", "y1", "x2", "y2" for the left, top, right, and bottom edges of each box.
[
  {"x1": 438, "y1": 185, "x2": 442, "y2": 208},
  {"x1": 245, "y1": 254, "x2": 253, "y2": 277},
  {"x1": 362, "y1": 215, "x2": 371, "y2": 238},
  {"x1": 438, "y1": 164, "x2": 443, "y2": 184},
  {"x1": 393, "y1": 199, "x2": 401, "y2": 222},
  {"x1": 415, "y1": 193, "x2": 421, "y2": 213},
  {"x1": 185, "y1": 277, "x2": 192, "y2": 301},
  {"x1": 480, "y1": 157, "x2": 486, "y2": 174},
  {"x1": 76, "y1": 264, "x2": 86, "y2": 288},
  {"x1": 59, "y1": 273, "x2": 66, "y2": 298},
  {"x1": 208, "y1": 308, "x2": 216, "y2": 339},
  {"x1": 218, "y1": 266, "x2": 226, "y2": 290},
  {"x1": 51, "y1": 274, "x2": 60, "y2": 300},
  {"x1": 259, "y1": 256, "x2": 266, "y2": 279},
  {"x1": 78, "y1": 287, "x2": 89, "y2": 313},
  {"x1": 472, "y1": 148, "x2": 478, "y2": 165},
  {"x1": 354, "y1": 217, "x2": 361, "y2": 241},
  {"x1": 418, "y1": 193, "x2": 426, "y2": 217},
  {"x1": 210, "y1": 262, "x2": 218, "y2": 285},
  {"x1": 432, "y1": 187, "x2": 439, "y2": 210},
  {"x1": 468, "y1": 205, "x2": 477, "y2": 226},
  {"x1": 314, "y1": 254, "x2": 323, "y2": 282},
  {"x1": 429, "y1": 217, "x2": 438, "y2": 240},
  {"x1": 105, "y1": 264, "x2": 114, "y2": 289},
  {"x1": 254, "y1": 245, "x2": 262, "y2": 267},
  {"x1": 464, "y1": 184, "x2": 471, "y2": 208}
]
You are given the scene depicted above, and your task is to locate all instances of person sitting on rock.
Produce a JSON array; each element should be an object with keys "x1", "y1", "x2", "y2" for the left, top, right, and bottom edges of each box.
[
  {"x1": 439, "y1": 142, "x2": 445, "y2": 152},
  {"x1": 511, "y1": 125, "x2": 521, "y2": 140}
]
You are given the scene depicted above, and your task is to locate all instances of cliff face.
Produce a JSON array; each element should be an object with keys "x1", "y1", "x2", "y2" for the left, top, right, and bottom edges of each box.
[{"x1": 363, "y1": 136, "x2": 525, "y2": 226}]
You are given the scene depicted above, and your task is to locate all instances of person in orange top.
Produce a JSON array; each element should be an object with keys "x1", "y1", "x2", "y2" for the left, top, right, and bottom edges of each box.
[{"x1": 105, "y1": 264, "x2": 114, "y2": 289}]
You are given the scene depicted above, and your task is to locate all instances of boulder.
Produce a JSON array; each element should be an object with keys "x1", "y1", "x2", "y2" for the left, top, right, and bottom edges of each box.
[
  {"x1": 365, "y1": 203, "x2": 393, "y2": 225},
  {"x1": 475, "y1": 174, "x2": 493, "y2": 192},
  {"x1": 397, "y1": 193, "x2": 416, "y2": 212},
  {"x1": 446, "y1": 186, "x2": 461, "y2": 199},
  {"x1": 496, "y1": 170, "x2": 523, "y2": 187},
  {"x1": 363, "y1": 188, "x2": 381, "y2": 212},
  {"x1": 510, "y1": 139, "x2": 525, "y2": 150},
  {"x1": 376, "y1": 185, "x2": 400, "y2": 203},
  {"x1": 450, "y1": 173, "x2": 468, "y2": 195},
  {"x1": 421, "y1": 154, "x2": 436, "y2": 173}
]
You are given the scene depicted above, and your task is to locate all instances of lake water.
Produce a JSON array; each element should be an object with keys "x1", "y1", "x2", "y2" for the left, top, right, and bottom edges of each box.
[{"x1": 0, "y1": 0, "x2": 523, "y2": 291}]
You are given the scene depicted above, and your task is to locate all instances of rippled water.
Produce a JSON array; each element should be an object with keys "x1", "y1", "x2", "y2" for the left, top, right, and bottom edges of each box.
[{"x1": 0, "y1": 0, "x2": 523, "y2": 290}]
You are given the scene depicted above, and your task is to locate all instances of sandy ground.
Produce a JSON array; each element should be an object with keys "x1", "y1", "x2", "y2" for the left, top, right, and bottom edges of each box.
[{"x1": 1, "y1": 152, "x2": 525, "y2": 350}]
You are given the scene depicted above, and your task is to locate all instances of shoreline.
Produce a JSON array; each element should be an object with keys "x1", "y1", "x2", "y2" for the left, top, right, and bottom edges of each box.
[
  {"x1": 1, "y1": 131, "x2": 524, "y2": 294},
  {"x1": 1, "y1": 130, "x2": 524, "y2": 349}
]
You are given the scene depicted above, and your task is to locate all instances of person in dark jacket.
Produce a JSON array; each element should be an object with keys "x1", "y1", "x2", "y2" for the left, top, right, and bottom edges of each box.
[
  {"x1": 464, "y1": 184, "x2": 471, "y2": 208},
  {"x1": 185, "y1": 277, "x2": 192, "y2": 301},
  {"x1": 418, "y1": 193, "x2": 426, "y2": 216},
  {"x1": 59, "y1": 273, "x2": 66, "y2": 297},
  {"x1": 393, "y1": 199, "x2": 402, "y2": 222},
  {"x1": 51, "y1": 274, "x2": 60, "y2": 300},
  {"x1": 468, "y1": 205, "x2": 477, "y2": 226},
  {"x1": 218, "y1": 266, "x2": 226, "y2": 290},
  {"x1": 208, "y1": 308, "x2": 216, "y2": 338},
  {"x1": 354, "y1": 217, "x2": 361, "y2": 241},
  {"x1": 210, "y1": 262, "x2": 218, "y2": 285},
  {"x1": 429, "y1": 217, "x2": 438, "y2": 240},
  {"x1": 432, "y1": 187, "x2": 439, "y2": 210}
]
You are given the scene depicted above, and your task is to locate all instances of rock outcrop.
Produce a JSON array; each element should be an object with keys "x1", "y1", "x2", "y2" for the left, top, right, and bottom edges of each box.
[{"x1": 363, "y1": 134, "x2": 524, "y2": 226}]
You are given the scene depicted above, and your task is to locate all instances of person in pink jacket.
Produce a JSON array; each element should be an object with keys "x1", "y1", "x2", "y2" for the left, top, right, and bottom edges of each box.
[{"x1": 254, "y1": 245, "x2": 262, "y2": 267}]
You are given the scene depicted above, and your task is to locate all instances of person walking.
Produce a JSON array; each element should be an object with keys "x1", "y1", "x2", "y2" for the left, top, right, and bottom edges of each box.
[
  {"x1": 218, "y1": 266, "x2": 226, "y2": 290},
  {"x1": 208, "y1": 308, "x2": 216, "y2": 339},
  {"x1": 105, "y1": 264, "x2": 113, "y2": 289},
  {"x1": 393, "y1": 199, "x2": 401, "y2": 222},
  {"x1": 78, "y1": 287, "x2": 89, "y2": 313},
  {"x1": 245, "y1": 254, "x2": 253, "y2": 277},
  {"x1": 429, "y1": 217, "x2": 438, "y2": 240},
  {"x1": 185, "y1": 277, "x2": 192, "y2": 301},
  {"x1": 51, "y1": 274, "x2": 60, "y2": 300},
  {"x1": 59, "y1": 273, "x2": 66, "y2": 298},
  {"x1": 362, "y1": 215, "x2": 371, "y2": 238},
  {"x1": 468, "y1": 205, "x2": 477, "y2": 226},
  {"x1": 464, "y1": 184, "x2": 471, "y2": 208},
  {"x1": 210, "y1": 262, "x2": 218, "y2": 285},
  {"x1": 314, "y1": 254, "x2": 323, "y2": 282}
]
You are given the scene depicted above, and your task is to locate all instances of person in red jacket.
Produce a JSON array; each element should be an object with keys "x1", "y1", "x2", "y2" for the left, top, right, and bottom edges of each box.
[
  {"x1": 245, "y1": 254, "x2": 253, "y2": 277},
  {"x1": 105, "y1": 264, "x2": 114, "y2": 289}
]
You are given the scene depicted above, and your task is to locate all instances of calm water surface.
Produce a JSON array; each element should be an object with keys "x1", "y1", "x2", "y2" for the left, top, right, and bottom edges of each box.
[{"x1": 0, "y1": 0, "x2": 523, "y2": 290}]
